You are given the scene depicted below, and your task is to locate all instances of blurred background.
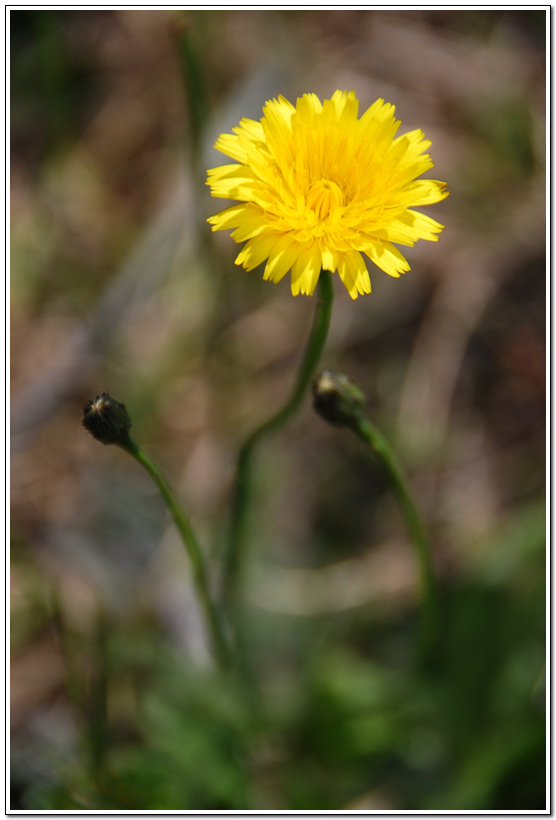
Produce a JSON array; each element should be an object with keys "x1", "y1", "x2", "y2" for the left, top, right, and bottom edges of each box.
[{"x1": 10, "y1": 9, "x2": 546, "y2": 811}]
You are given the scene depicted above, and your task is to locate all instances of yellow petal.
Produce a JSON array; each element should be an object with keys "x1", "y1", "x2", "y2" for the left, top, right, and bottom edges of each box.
[
  {"x1": 405, "y1": 179, "x2": 449, "y2": 206},
  {"x1": 214, "y1": 134, "x2": 246, "y2": 162},
  {"x1": 263, "y1": 238, "x2": 302, "y2": 283},
  {"x1": 338, "y1": 253, "x2": 371, "y2": 299},
  {"x1": 366, "y1": 241, "x2": 410, "y2": 278},
  {"x1": 207, "y1": 164, "x2": 257, "y2": 200},
  {"x1": 208, "y1": 203, "x2": 249, "y2": 231},
  {"x1": 235, "y1": 234, "x2": 279, "y2": 271},
  {"x1": 290, "y1": 245, "x2": 322, "y2": 296}
]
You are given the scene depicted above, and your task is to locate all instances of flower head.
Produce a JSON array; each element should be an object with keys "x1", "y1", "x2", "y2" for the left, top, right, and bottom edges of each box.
[{"x1": 207, "y1": 90, "x2": 448, "y2": 299}]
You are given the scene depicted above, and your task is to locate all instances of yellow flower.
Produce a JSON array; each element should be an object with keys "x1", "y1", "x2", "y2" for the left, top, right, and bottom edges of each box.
[{"x1": 207, "y1": 90, "x2": 448, "y2": 299}]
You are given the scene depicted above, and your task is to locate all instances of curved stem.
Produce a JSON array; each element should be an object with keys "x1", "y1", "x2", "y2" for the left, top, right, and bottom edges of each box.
[
  {"x1": 223, "y1": 270, "x2": 334, "y2": 614},
  {"x1": 123, "y1": 436, "x2": 231, "y2": 669},
  {"x1": 354, "y1": 417, "x2": 439, "y2": 664}
]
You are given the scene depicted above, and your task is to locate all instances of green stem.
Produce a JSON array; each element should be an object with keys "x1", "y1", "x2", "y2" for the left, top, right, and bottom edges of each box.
[
  {"x1": 123, "y1": 436, "x2": 231, "y2": 669},
  {"x1": 224, "y1": 270, "x2": 334, "y2": 613},
  {"x1": 354, "y1": 417, "x2": 439, "y2": 663}
]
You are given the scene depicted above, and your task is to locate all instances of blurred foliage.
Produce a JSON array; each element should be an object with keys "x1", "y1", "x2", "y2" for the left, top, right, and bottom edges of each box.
[{"x1": 10, "y1": 9, "x2": 546, "y2": 811}]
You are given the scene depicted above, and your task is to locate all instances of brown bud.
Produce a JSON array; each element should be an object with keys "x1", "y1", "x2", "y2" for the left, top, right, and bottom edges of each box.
[
  {"x1": 82, "y1": 393, "x2": 132, "y2": 447},
  {"x1": 312, "y1": 370, "x2": 366, "y2": 430}
]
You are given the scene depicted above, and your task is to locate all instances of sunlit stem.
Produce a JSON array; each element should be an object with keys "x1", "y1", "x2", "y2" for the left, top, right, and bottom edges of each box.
[
  {"x1": 122, "y1": 436, "x2": 231, "y2": 670},
  {"x1": 224, "y1": 270, "x2": 334, "y2": 619},
  {"x1": 353, "y1": 417, "x2": 440, "y2": 665}
]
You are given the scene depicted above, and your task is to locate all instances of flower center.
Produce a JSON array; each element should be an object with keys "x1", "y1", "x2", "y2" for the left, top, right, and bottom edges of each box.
[{"x1": 305, "y1": 178, "x2": 345, "y2": 220}]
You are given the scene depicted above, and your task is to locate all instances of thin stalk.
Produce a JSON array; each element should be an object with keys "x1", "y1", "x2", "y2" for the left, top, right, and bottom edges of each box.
[
  {"x1": 354, "y1": 417, "x2": 439, "y2": 664},
  {"x1": 124, "y1": 436, "x2": 231, "y2": 669},
  {"x1": 224, "y1": 270, "x2": 334, "y2": 613},
  {"x1": 87, "y1": 609, "x2": 109, "y2": 780}
]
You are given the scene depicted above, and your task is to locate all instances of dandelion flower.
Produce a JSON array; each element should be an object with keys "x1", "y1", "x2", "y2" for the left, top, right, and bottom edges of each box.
[{"x1": 207, "y1": 90, "x2": 448, "y2": 299}]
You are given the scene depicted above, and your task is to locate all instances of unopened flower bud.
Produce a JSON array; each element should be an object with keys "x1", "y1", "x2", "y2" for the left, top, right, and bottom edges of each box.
[
  {"x1": 312, "y1": 370, "x2": 366, "y2": 430},
  {"x1": 82, "y1": 392, "x2": 132, "y2": 447}
]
